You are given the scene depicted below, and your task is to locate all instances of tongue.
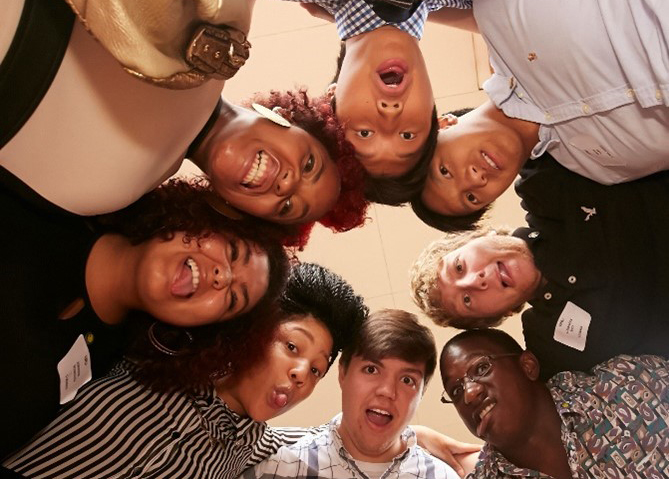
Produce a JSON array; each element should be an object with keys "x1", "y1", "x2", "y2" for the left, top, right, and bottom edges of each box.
[
  {"x1": 171, "y1": 262, "x2": 193, "y2": 297},
  {"x1": 273, "y1": 391, "x2": 288, "y2": 408},
  {"x1": 366, "y1": 410, "x2": 392, "y2": 427},
  {"x1": 380, "y1": 71, "x2": 402, "y2": 85}
]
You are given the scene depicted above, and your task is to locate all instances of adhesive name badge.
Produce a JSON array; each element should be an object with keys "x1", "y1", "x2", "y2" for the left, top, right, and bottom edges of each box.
[
  {"x1": 553, "y1": 301, "x2": 591, "y2": 351},
  {"x1": 57, "y1": 334, "x2": 92, "y2": 404}
]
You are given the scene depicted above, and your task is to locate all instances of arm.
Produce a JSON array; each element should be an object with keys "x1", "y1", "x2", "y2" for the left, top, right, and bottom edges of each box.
[
  {"x1": 412, "y1": 425, "x2": 482, "y2": 478},
  {"x1": 427, "y1": 7, "x2": 479, "y2": 33}
]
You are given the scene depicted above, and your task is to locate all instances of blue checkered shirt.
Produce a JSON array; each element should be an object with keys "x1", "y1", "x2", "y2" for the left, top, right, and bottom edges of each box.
[
  {"x1": 243, "y1": 413, "x2": 460, "y2": 479},
  {"x1": 285, "y1": 0, "x2": 472, "y2": 40}
]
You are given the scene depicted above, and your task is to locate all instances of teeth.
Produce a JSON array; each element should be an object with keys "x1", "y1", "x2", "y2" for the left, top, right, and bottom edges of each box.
[
  {"x1": 242, "y1": 151, "x2": 269, "y2": 186},
  {"x1": 479, "y1": 402, "x2": 495, "y2": 421},
  {"x1": 369, "y1": 408, "x2": 391, "y2": 417},
  {"x1": 186, "y1": 258, "x2": 200, "y2": 294},
  {"x1": 482, "y1": 152, "x2": 499, "y2": 170}
]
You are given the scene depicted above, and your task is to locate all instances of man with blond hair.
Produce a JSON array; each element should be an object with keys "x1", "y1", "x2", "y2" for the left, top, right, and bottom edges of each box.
[{"x1": 411, "y1": 157, "x2": 669, "y2": 380}]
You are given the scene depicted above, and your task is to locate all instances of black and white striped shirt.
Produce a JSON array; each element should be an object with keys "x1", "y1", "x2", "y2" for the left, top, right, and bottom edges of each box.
[{"x1": 4, "y1": 361, "x2": 309, "y2": 479}]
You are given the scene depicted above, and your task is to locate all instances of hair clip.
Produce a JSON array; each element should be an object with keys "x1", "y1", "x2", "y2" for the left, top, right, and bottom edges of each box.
[{"x1": 252, "y1": 103, "x2": 291, "y2": 128}]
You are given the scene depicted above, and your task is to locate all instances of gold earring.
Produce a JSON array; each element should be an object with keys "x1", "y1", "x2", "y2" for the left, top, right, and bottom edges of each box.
[{"x1": 252, "y1": 103, "x2": 291, "y2": 128}]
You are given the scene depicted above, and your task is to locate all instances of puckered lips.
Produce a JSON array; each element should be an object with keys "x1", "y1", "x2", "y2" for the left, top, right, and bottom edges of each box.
[
  {"x1": 496, "y1": 261, "x2": 514, "y2": 288},
  {"x1": 375, "y1": 59, "x2": 410, "y2": 96},
  {"x1": 240, "y1": 149, "x2": 280, "y2": 193},
  {"x1": 474, "y1": 398, "x2": 496, "y2": 438},
  {"x1": 269, "y1": 385, "x2": 293, "y2": 410},
  {"x1": 365, "y1": 406, "x2": 394, "y2": 428},
  {"x1": 171, "y1": 257, "x2": 201, "y2": 298}
]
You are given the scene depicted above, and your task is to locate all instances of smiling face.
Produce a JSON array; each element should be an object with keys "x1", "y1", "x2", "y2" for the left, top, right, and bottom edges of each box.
[
  {"x1": 136, "y1": 232, "x2": 269, "y2": 326},
  {"x1": 337, "y1": 356, "x2": 425, "y2": 462},
  {"x1": 436, "y1": 235, "x2": 541, "y2": 319},
  {"x1": 441, "y1": 336, "x2": 538, "y2": 448},
  {"x1": 202, "y1": 107, "x2": 341, "y2": 224},
  {"x1": 220, "y1": 314, "x2": 333, "y2": 422},
  {"x1": 335, "y1": 27, "x2": 435, "y2": 177},
  {"x1": 422, "y1": 110, "x2": 529, "y2": 216}
]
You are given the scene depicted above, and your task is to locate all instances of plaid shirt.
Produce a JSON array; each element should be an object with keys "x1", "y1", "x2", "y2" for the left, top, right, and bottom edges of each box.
[
  {"x1": 468, "y1": 355, "x2": 669, "y2": 479},
  {"x1": 244, "y1": 413, "x2": 460, "y2": 479},
  {"x1": 285, "y1": 0, "x2": 472, "y2": 40}
]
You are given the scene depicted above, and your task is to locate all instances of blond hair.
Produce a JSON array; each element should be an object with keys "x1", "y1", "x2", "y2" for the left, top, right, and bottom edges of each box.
[{"x1": 410, "y1": 226, "x2": 514, "y2": 329}]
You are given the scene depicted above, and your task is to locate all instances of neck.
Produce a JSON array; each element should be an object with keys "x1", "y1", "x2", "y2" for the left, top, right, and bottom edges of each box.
[
  {"x1": 190, "y1": 98, "x2": 238, "y2": 174},
  {"x1": 337, "y1": 419, "x2": 406, "y2": 463},
  {"x1": 214, "y1": 377, "x2": 247, "y2": 417},
  {"x1": 482, "y1": 100, "x2": 539, "y2": 158},
  {"x1": 497, "y1": 388, "x2": 571, "y2": 479},
  {"x1": 85, "y1": 234, "x2": 145, "y2": 324}
]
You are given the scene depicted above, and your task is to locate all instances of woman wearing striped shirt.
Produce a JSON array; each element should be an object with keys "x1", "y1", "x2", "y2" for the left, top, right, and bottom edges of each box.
[{"x1": 4, "y1": 263, "x2": 368, "y2": 479}]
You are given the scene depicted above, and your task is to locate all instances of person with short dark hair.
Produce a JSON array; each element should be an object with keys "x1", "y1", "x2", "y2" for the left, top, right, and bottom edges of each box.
[
  {"x1": 283, "y1": 0, "x2": 471, "y2": 189},
  {"x1": 244, "y1": 309, "x2": 478, "y2": 479},
  {"x1": 440, "y1": 329, "x2": 669, "y2": 479},
  {"x1": 412, "y1": 155, "x2": 669, "y2": 381},
  {"x1": 4, "y1": 263, "x2": 369, "y2": 478},
  {"x1": 417, "y1": 1, "x2": 669, "y2": 231}
]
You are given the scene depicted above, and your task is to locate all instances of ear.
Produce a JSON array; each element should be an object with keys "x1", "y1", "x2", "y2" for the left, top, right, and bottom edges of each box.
[
  {"x1": 519, "y1": 350, "x2": 541, "y2": 381},
  {"x1": 326, "y1": 83, "x2": 337, "y2": 99},
  {"x1": 338, "y1": 361, "x2": 346, "y2": 386},
  {"x1": 437, "y1": 113, "x2": 459, "y2": 130}
]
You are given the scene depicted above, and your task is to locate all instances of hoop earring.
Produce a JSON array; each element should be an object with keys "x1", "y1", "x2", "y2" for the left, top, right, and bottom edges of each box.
[{"x1": 148, "y1": 322, "x2": 194, "y2": 356}]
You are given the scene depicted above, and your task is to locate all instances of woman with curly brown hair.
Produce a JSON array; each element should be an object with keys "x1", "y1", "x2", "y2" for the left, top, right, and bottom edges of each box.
[
  {"x1": 0, "y1": 175, "x2": 290, "y2": 460},
  {"x1": 4, "y1": 263, "x2": 369, "y2": 479}
]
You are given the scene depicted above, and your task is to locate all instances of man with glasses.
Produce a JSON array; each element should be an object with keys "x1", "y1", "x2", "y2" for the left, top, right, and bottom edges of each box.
[{"x1": 440, "y1": 328, "x2": 669, "y2": 479}]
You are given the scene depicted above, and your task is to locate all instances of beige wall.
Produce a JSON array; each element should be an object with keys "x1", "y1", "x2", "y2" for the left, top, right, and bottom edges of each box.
[{"x1": 199, "y1": 0, "x2": 527, "y2": 445}]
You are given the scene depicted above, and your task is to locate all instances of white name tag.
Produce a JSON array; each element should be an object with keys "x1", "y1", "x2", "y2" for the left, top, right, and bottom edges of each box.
[
  {"x1": 57, "y1": 335, "x2": 92, "y2": 404},
  {"x1": 553, "y1": 301, "x2": 590, "y2": 351}
]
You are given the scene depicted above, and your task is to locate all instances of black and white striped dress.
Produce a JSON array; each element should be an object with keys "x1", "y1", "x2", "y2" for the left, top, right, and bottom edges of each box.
[{"x1": 4, "y1": 361, "x2": 309, "y2": 479}]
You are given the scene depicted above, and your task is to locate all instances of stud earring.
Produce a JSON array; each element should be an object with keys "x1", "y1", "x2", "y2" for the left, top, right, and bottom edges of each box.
[{"x1": 252, "y1": 103, "x2": 291, "y2": 128}]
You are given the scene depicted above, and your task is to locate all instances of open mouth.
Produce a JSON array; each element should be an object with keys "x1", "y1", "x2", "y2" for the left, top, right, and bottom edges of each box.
[
  {"x1": 376, "y1": 60, "x2": 409, "y2": 95},
  {"x1": 379, "y1": 68, "x2": 404, "y2": 87},
  {"x1": 475, "y1": 400, "x2": 496, "y2": 437},
  {"x1": 366, "y1": 408, "x2": 393, "y2": 427},
  {"x1": 242, "y1": 150, "x2": 271, "y2": 188},
  {"x1": 481, "y1": 151, "x2": 500, "y2": 170},
  {"x1": 497, "y1": 261, "x2": 514, "y2": 288},
  {"x1": 171, "y1": 257, "x2": 200, "y2": 298}
]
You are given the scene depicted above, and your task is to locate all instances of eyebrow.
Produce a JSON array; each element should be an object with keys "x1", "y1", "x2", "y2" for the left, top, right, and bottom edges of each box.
[{"x1": 293, "y1": 325, "x2": 330, "y2": 362}]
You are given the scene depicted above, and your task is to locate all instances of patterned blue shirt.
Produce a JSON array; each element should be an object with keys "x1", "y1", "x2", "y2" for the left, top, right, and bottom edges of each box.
[
  {"x1": 244, "y1": 413, "x2": 460, "y2": 479},
  {"x1": 468, "y1": 355, "x2": 669, "y2": 479},
  {"x1": 285, "y1": 0, "x2": 472, "y2": 40}
]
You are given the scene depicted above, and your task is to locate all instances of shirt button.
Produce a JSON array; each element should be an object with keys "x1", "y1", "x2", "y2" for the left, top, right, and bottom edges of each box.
[
  {"x1": 528, "y1": 231, "x2": 539, "y2": 239},
  {"x1": 626, "y1": 89, "x2": 635, "y2": 98},
  {"x1": 171, "y1": 431, "x2": 181, "y2": 440},
  {"x1": 131, "y1": 467, "x2": 142, "y2": 477},
  {"x1": 544, "y1": 112, "x2": 552, "y2": 121},
  {"x1": 517, "y1": 91, "x2": 524, "y2": 98},
  {"x1": 656, "y1": 89, "x2": 663, "y2": 100},
  {"x1": 568, "y1": 275, "x2": 577, "y2": 284},
  {"x1": 582, "y1": 104, "x2": 591, "y2": 114},
  {"x1": 544, "y1": 292, "x2": 552, "y2": 300},
  {"x1": 85, "y1": 332, "x2": 95, "y2": 344}
]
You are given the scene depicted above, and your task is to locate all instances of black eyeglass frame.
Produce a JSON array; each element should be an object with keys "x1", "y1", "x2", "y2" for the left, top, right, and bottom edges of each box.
[{"x1": 440, "y1": 353, "x2": 521, "y2": 404}]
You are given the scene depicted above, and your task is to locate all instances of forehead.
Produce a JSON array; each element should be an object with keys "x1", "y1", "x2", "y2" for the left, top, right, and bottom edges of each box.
[
  {"x1": 279, "y1": 314, "x2": 333, "y2": 349},
  {"x1": 441, "y1": 338, "x2": 506, "y2": 376},
  {"x1": 350, "y1": 355, "x2": 426, "y2": 376}
]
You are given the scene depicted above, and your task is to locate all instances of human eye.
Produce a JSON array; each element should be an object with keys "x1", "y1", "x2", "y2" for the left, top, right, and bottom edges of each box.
[
  {"x1": 439, "y1": 164, "x2": 452, "y2": 179},
  {"x1": 363, "y1": 364, "x2": 378, "y2": 374},
  {"x1": 463, "y1": 294, "x2": 471, "y2": 308},
  {"x1": 455, "y1": 258, "x2": 463, "y2": 273},
  {"x1": 450, "y1": 383, "x2": 464, "y2": 401},
  {"x1": 473, "y1": 358, "x2": 492, "y2": 377},
  {"x1": 401, "y1": 376, "x2": 417, "y2": 387},
  {"x1": 279, "y1": 198, "x2": 293, "y2": 216},
  {"x1": 228, "y1": 290, "x2": 238, "y2": 311},
  {"x1": 356, "y1": 129, "x2": 375, "y2": 139},
  {"x1": 400, "y1": 131, "x2": 416, "y2": 140},
  {"x1": 466, "y1": 192, "x2": 480, "y2": 205},
  {"x1": 303, "y1": 154, "x2": 315, "y2": 173},
  {"x1": 311, "y1": 366, "x2": 323, "y2": 378},
  {"x1": 230, "y1": 240, "x2": 239, "y2": 262}
]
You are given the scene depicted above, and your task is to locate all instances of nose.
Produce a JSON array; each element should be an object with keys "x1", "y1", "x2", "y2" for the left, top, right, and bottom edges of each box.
[
  {"x1": 376, "y1": 99, "x2": 403, "y2": 117},
  {"x1": 275, "y1": 168, "x2": 299, "y2": 196},
  {"x1": 463, "y1": 379, "x2": 484, "y2": 405},
  {"x1": 289, "y1": 361, "x2": 308, "y2": 387},
  {"x1": 466, "y1": 164, "x2": 487, "y2": 187},
  {"x1": 212, "y1": 264, "x2": 232, "y2": 290},
  {"x1": 460, "y1": 270, "x2": 488, "y2": 290},
  {"x1": 376, "y1": 378, "x2": 397, "y2": 400}
]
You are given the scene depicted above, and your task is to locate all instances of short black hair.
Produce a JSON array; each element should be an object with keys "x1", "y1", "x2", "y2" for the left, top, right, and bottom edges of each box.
[
  {"x1": 364, "y1": 106, "x2": 439, "y2": 205},
  {"x1": 279, "y1": 263, "x2": 368, "y2": 368},
  {"x1": 331, "y1": 41, "x2": 346, "y2": 85},
  {"x1": 410, "y1": 194, "x2": 491, "y2": 232},
  {"x1": 442, "y1": 328, "x2": 524, "y2": 364}
]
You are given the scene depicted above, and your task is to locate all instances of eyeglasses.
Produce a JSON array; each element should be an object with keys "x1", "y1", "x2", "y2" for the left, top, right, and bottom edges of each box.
[{"x1": 440, "y1": 353, "x2": 520, "y2": 404}]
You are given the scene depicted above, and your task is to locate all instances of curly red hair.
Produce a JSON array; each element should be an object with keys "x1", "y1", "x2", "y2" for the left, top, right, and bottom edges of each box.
[{"x1": 246, "y1": 89, "x2": 369, "y2": 248}]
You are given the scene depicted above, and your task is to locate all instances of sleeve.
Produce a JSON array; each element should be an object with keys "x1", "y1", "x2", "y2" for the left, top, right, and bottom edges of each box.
[
  {"x1": 427, "y1": 0, "x2": 473, "y2": 10},
  {"x1": 257, "y1": 424, "x2": 327, "y2": 455}
]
